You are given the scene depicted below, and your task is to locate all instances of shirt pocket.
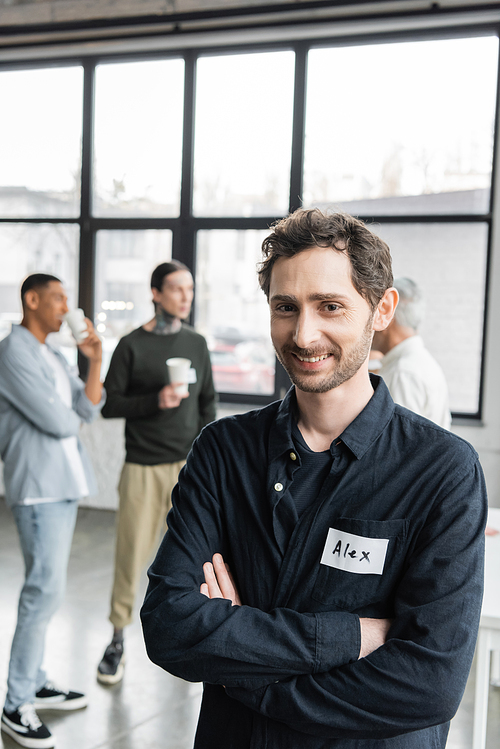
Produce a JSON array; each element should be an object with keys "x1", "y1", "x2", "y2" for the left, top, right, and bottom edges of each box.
[{"x1": 311, "y1": 517, "x2": 408, "y2": 611}]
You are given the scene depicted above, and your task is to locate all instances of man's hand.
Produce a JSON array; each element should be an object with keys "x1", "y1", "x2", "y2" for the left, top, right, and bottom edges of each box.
[
  {"x1": 158, "y1": 384, "x2": 189, "y2": 410},
  {"x1": 77, "y1": 318, "x2": 102, "y2": 362},
  {"x1": 200, "y1": 553, "x2": 242, "y2": 606},
  {"x1": 358, "y1": 617, "x2": 392, "y2": 659},
  {"x1": 78, "y1": 319, "x2": 103, "y2": 405}
]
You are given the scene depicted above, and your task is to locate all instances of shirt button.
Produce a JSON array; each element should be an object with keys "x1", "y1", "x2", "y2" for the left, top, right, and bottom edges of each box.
[
  {"x1": 274, "y1": 482, "x2": 284, "y2": 492},
  {"x1": 289, "y1": 452, "x2": 297, "y2": 461}
]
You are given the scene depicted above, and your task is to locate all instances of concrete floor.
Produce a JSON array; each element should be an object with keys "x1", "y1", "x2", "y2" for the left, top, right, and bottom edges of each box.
[
  {"x1": 0, "y1": 500, "x2": 202, "y2": 749},
  {"x1": 0, "y1": 498, "x2": 499, "y2": 749}
]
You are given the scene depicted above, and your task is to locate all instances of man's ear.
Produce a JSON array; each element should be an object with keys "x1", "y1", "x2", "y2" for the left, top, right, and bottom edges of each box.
[
  {"x1": 23, "y1": 289, "x2": 40, "y2": 312},
  {"x1": 372, "y1": 287, "x2": 398, "y2": 332},
  {"x1": 151, "y1": 287, "x2": 161, "y2": 305}
]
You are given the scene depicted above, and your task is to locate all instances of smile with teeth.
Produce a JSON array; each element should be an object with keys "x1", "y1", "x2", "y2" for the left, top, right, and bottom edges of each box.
[{"x1": 294, "y1": 353, "x2": 331, "y2": 363}]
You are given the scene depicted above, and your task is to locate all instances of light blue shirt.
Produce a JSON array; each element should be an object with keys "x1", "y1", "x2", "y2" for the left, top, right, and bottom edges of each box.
[{"x1": 0, "y1": 324, "x2": 105, "y2": 507}]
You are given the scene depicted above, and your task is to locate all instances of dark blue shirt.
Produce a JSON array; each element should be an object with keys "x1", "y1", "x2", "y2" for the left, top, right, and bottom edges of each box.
[{"x1": 141, "y1": 376, "x2": 487, "y2": 749}]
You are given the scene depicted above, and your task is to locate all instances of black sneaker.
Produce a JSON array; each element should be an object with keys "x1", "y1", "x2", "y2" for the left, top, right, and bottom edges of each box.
[
  {"x1": 33, "y1": 681, "x2": 88, "y2": 711},
  {"x1": 97, "y1": 640, "x2": 125, "y2": 685},
  {"x1": 1, "y1": 704, "x2": 54, "y2": 748}
]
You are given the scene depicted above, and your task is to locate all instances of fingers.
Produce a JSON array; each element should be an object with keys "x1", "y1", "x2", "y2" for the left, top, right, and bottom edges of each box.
[
  {"x1": 77, "y1": 323, "x2": 102, "y2": 360},
  {"x1": 200, "y1": 583, "x2": 209, "y2": 598},
  {"x1": 80, "y1": 331, "x2": 99, "y2": 347},
  {"x1": 78, "y1": 318, "x2": 101, "y2": 346},
  {"x1": 170, "y1": 384, "x2": 190, "y2": 400},
  {"x1": 158, "y1": 385, "x2": 190, "y2": 409},
  {"x1": 158, "y1": 389, "x2": 182, "y2": 409},
  {"x1": 82, "y1": 318, "x2": 97, "y2": 339},
  {"x1": 201, "y1": 555, "x2": 242, "y2": 606},
  {"x1": 212, "y1": 554, "x2": 237, "y2": 601},
  {"x1": 203, "y1": 562, "x2": 223, "y2": 599}
]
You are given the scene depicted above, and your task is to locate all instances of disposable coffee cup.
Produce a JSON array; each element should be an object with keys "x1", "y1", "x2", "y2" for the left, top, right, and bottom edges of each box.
[
  {"x1": 166, "y1": 357, "x2": 191, "y2": 395},
  {"x1": 63, "y1": 308, "x2": 89, "y2": 344}
]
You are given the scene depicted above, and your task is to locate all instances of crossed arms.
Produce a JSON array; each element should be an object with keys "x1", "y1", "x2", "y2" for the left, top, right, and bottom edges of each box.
[
  {"x1": 201, "y1": 554, "x2": 391, "y2": 660},
  {"x1": 141, "y1": 432, "x2": 487, "y2": 741}
]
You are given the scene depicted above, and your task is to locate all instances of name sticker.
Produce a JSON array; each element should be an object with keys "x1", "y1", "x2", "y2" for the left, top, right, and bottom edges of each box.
[
  {"x1": 187, "y1": 367, "x2": 197, "y2": 384},
  {"x1": 320, "y1": 528, "x2": 389, "y2": 576}
]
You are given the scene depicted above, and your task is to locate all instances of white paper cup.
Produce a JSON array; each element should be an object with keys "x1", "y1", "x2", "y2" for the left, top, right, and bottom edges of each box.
[
  {"x1": 166, "y1": 357, "x2": 191, "y2": 395},
  {"x1": 63, "y1": 308, "x2": 89, "y2": 344}
]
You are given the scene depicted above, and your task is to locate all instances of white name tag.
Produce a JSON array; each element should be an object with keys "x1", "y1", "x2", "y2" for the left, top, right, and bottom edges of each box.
[
  {"x1": 320, "y1": 528, "x2": 389, "y2": 576},
  {"x1": 187, "y1": 367, "x2": 197, "y2": 384}
]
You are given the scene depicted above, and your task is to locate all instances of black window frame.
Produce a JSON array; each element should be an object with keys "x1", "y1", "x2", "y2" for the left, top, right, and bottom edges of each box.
[{"x1": 0, "y1": 22, "x2": 498, "y2": 417}]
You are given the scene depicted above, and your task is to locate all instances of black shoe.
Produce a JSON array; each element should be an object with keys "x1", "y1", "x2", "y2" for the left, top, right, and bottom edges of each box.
[
  {"x1": 34, "y1": 681, "x2": 88, "y2": 711},
  {"x1": 97, "y1": 640, "x2": 125, "y2": 685},
  {"x1": 1, "y1": 704, "x2": 54, "y2": 748}
]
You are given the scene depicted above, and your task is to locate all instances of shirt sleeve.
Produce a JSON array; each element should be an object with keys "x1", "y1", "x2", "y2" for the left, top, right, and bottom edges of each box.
[
  {"x1": 52, "y1": 349, "x2": 105, "y2": 423},
  {"x1": 0, "y1": 345, "x2": 82, "y2": 438},
  {"x1": 101, "y1": 338, "x2": 159, "y2": 420},
  {"x1": 140, "y1": 432, "x2": 361, "y2": 690},
  {"x1": 225, "y1": 459, "x2": 487, "y2": 740}
]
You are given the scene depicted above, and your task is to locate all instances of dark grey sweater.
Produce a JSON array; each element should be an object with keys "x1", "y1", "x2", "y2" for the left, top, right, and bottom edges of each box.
[{"x1": 101, "y1": 324, "x2": 216, "y2": 464}]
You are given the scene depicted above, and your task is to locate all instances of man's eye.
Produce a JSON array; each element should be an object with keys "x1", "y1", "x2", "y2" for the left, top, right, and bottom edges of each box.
[
  {"x1": 277, "y1": 305, "x2": 295, "y2": 312},
  {"x1": 325, "y1": 304, "x2": 339, "y2": 312}
]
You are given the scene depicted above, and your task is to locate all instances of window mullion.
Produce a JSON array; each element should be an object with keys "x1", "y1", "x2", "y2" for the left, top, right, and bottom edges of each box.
[
  {"x1": 175, "y1": 50, "x2": 196, "y2": 274},
  {"x1": 289, "y1": 41, "x2": 308, "y2": 214},
  {"x1": 79, "y1": 58, "x2": 96, "y2": 318}
]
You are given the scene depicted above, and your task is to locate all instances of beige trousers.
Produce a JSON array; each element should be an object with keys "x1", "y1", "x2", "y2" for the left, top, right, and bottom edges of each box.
[{"x1": 109, "y1": 460, "x2": 185, "y2": 629}]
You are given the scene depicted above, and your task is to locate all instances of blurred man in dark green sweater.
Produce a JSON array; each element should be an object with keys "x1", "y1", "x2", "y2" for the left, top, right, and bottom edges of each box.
[{"x1": 97, "y1": 260, "x2": 216, "y2": 685}]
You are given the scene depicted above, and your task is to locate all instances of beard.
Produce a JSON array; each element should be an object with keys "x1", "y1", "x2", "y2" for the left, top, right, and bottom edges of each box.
[{"x1": 275, "y1": 315, "x2": 374, "y2": 394}]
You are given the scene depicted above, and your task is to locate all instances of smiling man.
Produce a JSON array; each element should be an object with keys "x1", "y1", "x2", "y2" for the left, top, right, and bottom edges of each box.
[
  {"x1": 141, "y1": 209, "x2": 486, "y2": 749},
  {"x1": 97, "y1": 260, "x2": 216, "y2": 685}
]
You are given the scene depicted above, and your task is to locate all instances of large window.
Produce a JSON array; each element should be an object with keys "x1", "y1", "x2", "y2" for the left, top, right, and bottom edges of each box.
[
  {"x1": 374, "y1": 222, "x2": 488, "y2": 415},
  {"x1": 93, "y1": 59, "x2": 184, "y2": 217},
  {"x1": 304, "y1": 38, "x2": 497, "y2": 214},
  {"x1": 195, "y1": 230, "x2": 274, "y2": 396},
  {"x1": 94, "y1": 229, "x2": 173, "y2": 375},
  {"x1": 0, "y1": 30, "x2": 497, "y2": 415},
  {"x1": 0, "y1": 66, "x2": 83, "y2": 218},
  {"x1": 0, "y1": 223, "x2": 80, "y2": 343},
  {"x1": 193, "y1": 51, "x2": 295, "y2": 217}
]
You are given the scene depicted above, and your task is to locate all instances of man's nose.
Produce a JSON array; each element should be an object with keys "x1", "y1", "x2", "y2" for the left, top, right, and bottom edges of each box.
[{"x1": 293, "y1": 310, "x2": 321, "y2": 349}]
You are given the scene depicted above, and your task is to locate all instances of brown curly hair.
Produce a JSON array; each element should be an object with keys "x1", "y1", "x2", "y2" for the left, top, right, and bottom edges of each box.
[{"x1": 258, "y1": 208, "x2": 393, "y2": 310}]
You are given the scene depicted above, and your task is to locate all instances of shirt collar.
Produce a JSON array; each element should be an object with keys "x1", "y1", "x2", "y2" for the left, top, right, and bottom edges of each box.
[
  {"x1": 10, "y1": 323, "x2": 43, "y2": 349},
  {"x1": 339, "y1": 374, "x2": 395, "y2": 459},
  {"x1": 268, "y1": 386, "x2": 297, "y2": 463},
  {"x1": 268, "y1": 374, "x2": 395, "y2": 463}
]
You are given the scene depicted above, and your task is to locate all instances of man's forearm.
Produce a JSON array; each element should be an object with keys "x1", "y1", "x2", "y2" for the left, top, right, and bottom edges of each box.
[
  {"x1": 101, "y1": 390, "x2": 159, "y2": 419},
  {"x1": 142, "y1": 570, "x2": 361, "y2": 689},
  {"x1": 202, "y1": 554, "x2": 389, "y2": 661},
  {"x1": 225, "y1": 637, "x2": 464, "y2": 741},
  {"x1": 84, "y1": 358, "x2": 103, "y2": 405}
]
